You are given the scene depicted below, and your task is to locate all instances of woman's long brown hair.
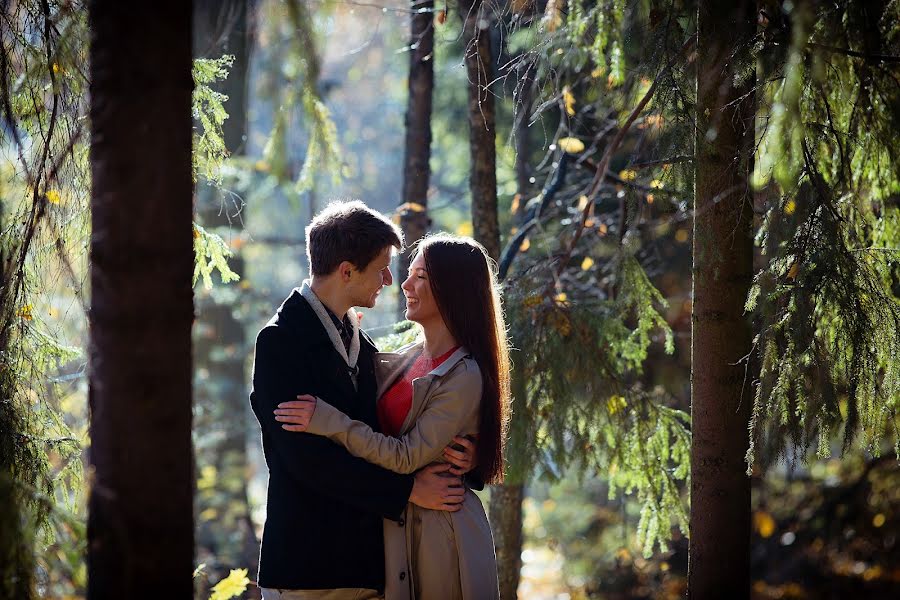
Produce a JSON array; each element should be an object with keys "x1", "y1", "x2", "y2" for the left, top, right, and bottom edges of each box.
[{"x1": 419, "y1": 234, "x2": 511, "y2": 484}]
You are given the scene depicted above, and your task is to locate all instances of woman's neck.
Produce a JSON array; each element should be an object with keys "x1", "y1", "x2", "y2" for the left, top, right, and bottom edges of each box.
[{"x1": 420, "y1": 320, "x2": 457, "y2": 359}]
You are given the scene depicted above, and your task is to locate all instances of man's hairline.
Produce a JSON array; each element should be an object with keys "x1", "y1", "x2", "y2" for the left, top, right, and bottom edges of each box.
[{"x1": 310, "y1": 242, "x2": 401, "y2": 276}]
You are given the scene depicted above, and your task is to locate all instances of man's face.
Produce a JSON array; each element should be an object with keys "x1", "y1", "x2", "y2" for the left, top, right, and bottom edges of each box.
[{"x1": 349, "y1": 246, "x2": 394, "y2": 308}]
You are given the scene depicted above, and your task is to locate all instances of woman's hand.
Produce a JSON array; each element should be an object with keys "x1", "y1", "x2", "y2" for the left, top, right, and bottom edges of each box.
[
  {"x1": 443, "y1": 435, "x2": 478, "y2": 476},
  {"x1": 274, "y1": 395, "x2": 317, "y2": 431}
]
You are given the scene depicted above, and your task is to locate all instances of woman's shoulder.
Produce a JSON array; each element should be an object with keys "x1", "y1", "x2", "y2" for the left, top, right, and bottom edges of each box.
[{"x1": 441, "y1": 351, "x2": 482, "y2": 388}]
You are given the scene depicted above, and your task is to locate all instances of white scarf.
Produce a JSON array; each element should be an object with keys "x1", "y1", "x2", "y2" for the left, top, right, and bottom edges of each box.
[{"x1": 300, "y1": 281, "x2": 361, "y2": 387}]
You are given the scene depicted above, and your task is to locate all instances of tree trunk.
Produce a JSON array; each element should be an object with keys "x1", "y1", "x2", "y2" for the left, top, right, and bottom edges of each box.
[
  {"x1": 87, "y1": 2, "x2": 194, "y2": 598},
  {"x1": 489, "y1": 482, "x2": 524, "y2": 600},
  {"x1": 192, "y1": 0, "x2": 260, "y2": 582},
  {"x1": 459, "y1": 0, "x2": 499, "y2": 260},
  {"x1": 459, "y1": 3, "x2": 519, "y2": 595},
  {"x1": 688, "y1": 1, "x2": 756, "y2": 598},
  {"x1": 397, "y1": 0, "x2": 435, "y2": 318}
]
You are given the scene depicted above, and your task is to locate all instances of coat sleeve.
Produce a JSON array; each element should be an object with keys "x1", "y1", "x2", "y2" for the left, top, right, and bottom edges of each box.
[
  {"x1": 305, "y1": 365, "x2": 483, "y2": 474},
  {"x1": 250, "y1": 326, "x2": 414, "y2": 520}
]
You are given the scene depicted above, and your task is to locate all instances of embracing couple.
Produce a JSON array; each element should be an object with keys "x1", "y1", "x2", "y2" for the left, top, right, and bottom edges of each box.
[{"x1": 249, "y1": 200, "x2": 510, "y2": 600}]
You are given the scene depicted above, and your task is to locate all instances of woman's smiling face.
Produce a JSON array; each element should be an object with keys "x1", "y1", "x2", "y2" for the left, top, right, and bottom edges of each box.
[{"x1": 401, "y1": 252, "x2": 440, "y2": 325}]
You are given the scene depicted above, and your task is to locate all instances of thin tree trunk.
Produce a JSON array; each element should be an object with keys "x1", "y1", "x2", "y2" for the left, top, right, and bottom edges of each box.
[
  {"x1": 688, "y1": 1, "x2": 756, "y2": 597},
  {"x1": 398, "y1": 0, "x2": 435, "y2": 318},
  {"x1": 489, "y1": 481, "x2": 524, "y2": 600},
  {"x1": 87, "y1": 1, "x2": 194, "y2": 597},
  {"x1": 192, "y1": 0, "x2": 259, "y2": 582},
  {"x1": 459, "y1": 3, "x2": 518, "y2": 595},
  {"x1": 459, "y1": 0, "x2": 499, "y2": 259}
]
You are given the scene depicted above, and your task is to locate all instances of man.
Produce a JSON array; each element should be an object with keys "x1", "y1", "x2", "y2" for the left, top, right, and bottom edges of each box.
[{"x1": 250, "y1": 201, "x2": 472, "y2": 599}]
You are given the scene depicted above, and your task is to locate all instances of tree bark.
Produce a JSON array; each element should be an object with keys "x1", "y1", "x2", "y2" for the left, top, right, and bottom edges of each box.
[
  {"x1": 459, "y1": 0, "x2": 499, "y2": 260},
  {"x1": 459, "y1": 3, "x2": 519, "y2": 595},
  {"x1": 688, "y1": 1, "x2": 756, "y2": 598},
  {"x1": 87, "y1": 2, "x2": 194, "y2": 598},
  {"x1": 489, "y1": 481, "x2": 524, "y2": 600},
  {"x1": 397, "y1": 0, "x2": 435, "y2": 318}
]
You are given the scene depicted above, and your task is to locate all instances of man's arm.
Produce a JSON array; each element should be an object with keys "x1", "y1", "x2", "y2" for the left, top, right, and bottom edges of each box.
[{"x1": 251, "y1": 326, "x2": 417, "y2": 520}]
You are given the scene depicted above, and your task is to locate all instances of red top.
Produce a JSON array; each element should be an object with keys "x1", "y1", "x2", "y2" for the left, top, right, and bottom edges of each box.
[{"x1": 377, "y1": 346, "x2": 460, "y2": 437}]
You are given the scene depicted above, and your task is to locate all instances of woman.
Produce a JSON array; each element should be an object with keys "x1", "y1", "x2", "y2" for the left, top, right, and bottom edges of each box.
[{"x1": 275, "y1": 234, "x2": 510, "y2": 600}]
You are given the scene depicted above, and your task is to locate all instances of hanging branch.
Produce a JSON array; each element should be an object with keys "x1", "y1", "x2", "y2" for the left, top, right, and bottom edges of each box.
[{"x1": 551, "y1": 33, "x2": 696, "y2": 283}]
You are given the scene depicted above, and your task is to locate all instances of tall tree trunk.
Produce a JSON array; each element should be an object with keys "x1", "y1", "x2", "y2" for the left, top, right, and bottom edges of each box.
[
  {"x1": 459, "y1": 3, "x2": 520, "y2": 596},
  {"x1": 192, "y1": 0, "x2": 259, "y2": 581},
  {"x1": 397, "y1": 0, "x2": 435, "y2": 318},
  {"x1": 87, "y1": 2, "x2": 194, "y2": 598},
  {"x1": 688, "y1": 1, "x2": 756, "y2": 598},
  {"x1": 459, "y1": 0, "x2": 499, "y2": 259}
]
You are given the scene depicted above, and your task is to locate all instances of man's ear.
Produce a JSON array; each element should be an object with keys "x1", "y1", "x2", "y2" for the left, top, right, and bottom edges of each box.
[{"x1": 337, "y1": 260, "x2": 356, "y2": 282}]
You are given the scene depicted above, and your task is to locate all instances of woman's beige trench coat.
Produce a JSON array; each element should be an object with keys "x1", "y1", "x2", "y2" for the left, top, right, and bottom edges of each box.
[{"x1": 305, "y1": 342, "x2": 500, "y2": 600}]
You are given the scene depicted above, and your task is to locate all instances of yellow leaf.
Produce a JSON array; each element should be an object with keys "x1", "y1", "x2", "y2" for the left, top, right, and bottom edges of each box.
[
  {"x1": 753, "y1": 511, "x2": 776, "y2": 538},
  {"x1": 584, "y1": 218, "x2": 595, "y2": 228},
  {"x1": 510, "y1": 226, "x2": 518, "y2": 235},
  {"x1": 598, "y1": 222, "x2": 608, "y2": 235},
  {"x1": 577, "y1": 195, "x2": 589, "y2": 210},
  {"x1": 619, "y1": 169, "x2": 637, "y2": 181},
  {"x1": 784, "y1": 199, "x2": 796, "y2": 215},
  {"x1": 456, "y1": 222, "x2": 473, "y2": 236},
  {"x1": 646, "y1": 193, "x2": 655, "y2": 204},
  {"x1": 591, "y1": 67, "x2": 605, "y2": 79},
  {"x1": 581, "y1": 256, "x2": 594, "y2": 270},
  {"x1": 510, "y1": 194, "x2": 520, "y2": 214},
  {"x1": 873, "y1": 513, "x2": 886, "y2": 528},
  {"x1": 45, "y1": 189, "x2": 61, "y2": 204},
  {"x1": 197, "y1": 464, "x2": 217, "y2": 491},
  {"x1": 209, "y1": 568, "x2": 250, "y2": 600},
  {"x1": 554, "y1": 292, "x2": 567, "y2": 303},
  {"x1": 523, "y1": 294, "x2": 543, "y2": 308},
  {"x1": 562, "y1": 85, "x2": 576, "y2": 116},
  {"x1": 650, "y1": 179, "x2": 664, "y2": 189},
  {"x1": 607, "y1": 395, "x2": 627, "y2": 415},
  {"x1": 787, "y1": 262, "x2": 799, "y2": 279},
  {"x1": 18, "y1": 304, "x2": 34, "y2": 321},
  {"x1": 519, "y1": 238, "x2": 531, "y2": 252},
  {"x1": 199, "y1": 507, "x2": 218, "y2": 521},
  {"x1": 558, "y1": 137, "x2": 585, "y2": 154},
  {"x1": 193, "y1": 225, "x2": 201, "y2": 239},
  {"x1": 193, "y1": 563, "x2": 207, "y2": 579},
  {"x1": 398, "y1": 202, "x2": 426, "y2": 213},
  {"x1": 675, "y1": 229, "x2": 689, "y2": 243}
]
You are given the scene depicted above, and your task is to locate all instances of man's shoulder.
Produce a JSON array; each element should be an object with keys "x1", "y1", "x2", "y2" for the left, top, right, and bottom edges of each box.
[{"x1": 256, "y1": 290, "x2": 326, "y2": 349}]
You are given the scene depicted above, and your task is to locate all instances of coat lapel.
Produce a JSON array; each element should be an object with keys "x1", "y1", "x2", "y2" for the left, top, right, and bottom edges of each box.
[
  {"x1": 374, "y1": 341, "x2": 423, "y2": 399},
  {"x1": 399, "y1": 347, "x2": 471, "y2": 435}
]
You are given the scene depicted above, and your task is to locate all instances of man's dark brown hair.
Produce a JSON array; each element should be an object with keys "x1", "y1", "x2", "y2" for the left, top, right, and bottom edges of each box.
[{"x1": 305, "y1": 200, "x2": 404, "y2": 276}]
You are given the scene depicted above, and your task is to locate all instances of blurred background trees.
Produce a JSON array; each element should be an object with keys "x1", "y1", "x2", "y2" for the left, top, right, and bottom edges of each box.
[{"x1": 1, "y1": 0, "x2": 898, "y2": 598}]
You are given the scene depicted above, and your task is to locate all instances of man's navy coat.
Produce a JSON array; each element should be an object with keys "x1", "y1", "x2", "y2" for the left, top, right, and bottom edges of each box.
[{"x1": 250, "y1": 289, "x2": 414, "y2": 591}]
